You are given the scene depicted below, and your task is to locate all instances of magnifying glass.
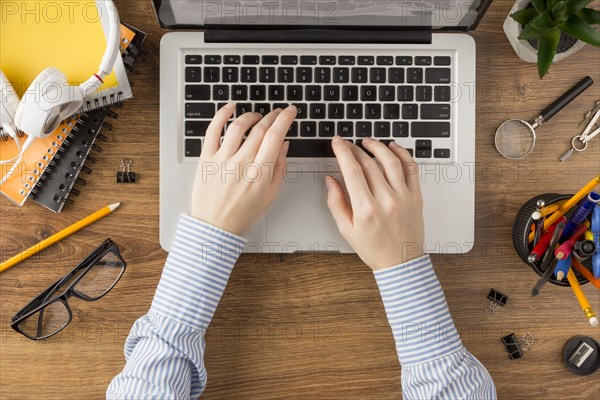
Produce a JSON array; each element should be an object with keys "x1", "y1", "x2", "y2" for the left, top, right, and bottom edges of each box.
[{"x1": 495, "y1": 76, "x2": 594, "y2": 160}]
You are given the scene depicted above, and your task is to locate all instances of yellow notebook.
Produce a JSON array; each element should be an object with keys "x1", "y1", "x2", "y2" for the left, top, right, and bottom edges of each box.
[{"x1": 0, "y1": 0, "x2": 132, "y2": 109}]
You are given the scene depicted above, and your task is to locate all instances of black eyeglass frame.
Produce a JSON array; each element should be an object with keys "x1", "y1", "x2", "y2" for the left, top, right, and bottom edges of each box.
[{"x1": 10, "y1": 238, "x2": 126, "y2": 340}]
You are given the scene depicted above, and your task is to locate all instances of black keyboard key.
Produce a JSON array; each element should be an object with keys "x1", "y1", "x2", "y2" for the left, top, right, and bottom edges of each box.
[
  {"x1": 333, "y1": 68, "x2": 349, "y2": 83},
  {"x1": 301, "y1": 121, "x2": 317, "y2": 137},
  {"x1": 254, "y1": 103, "x2": 271, "y2": 116},
  {"x1": 217, "y1": 103, "x2": 228, "y2": 111},
  {"x1": 339, "y1": 56, "x2": 355, "y2": 65},
  {"x1": 232, "y1": 85, "x2": 248, "y2": 100},
  {"x1": 388, "y1": 68, "x2": 404, "y2": 83},
  {"x1": 250, "y1": 85, "x2": 266, "y2": 100},
  {"x1": 213, "y1": 85, "x2": 229, "y2": 100},
  {"x1": 379, "y1": 86, "x2": 395, "y2": 101},
  {"x1": 421, "y1": 104, "x2": 451, "y2": 119},
  {"x1": 236, "y1": 103, "x2": 252, "y2": 116},
  {"x1": 365, "y1": 103, "x2": 381, "y2": 119},
  {"x1": 398, "y1": 86, "x2": 414, "y2": 101},
  {"x1": 287, "y1": 140, "x2": 335, "y2": 157},
  {"x1": 376, "y1": 56, "x2": 394, "y2": 65},
  {"x1": 305, "y1": 86, "x2": 322, "y2": 101},
  {"x1": 281, "y1": 55, "x2": 298, "y2": 65},
  {"x1": 355, "y1": 121, "x2": 372, "y2": 137},
  {"x1": 434, "y1": 148, "x2": 451, "y2": 158},
  {"x1": 259, "y1": 67, "x2": 275, "y2": 82},
  {"x1": 241, "y1": 67, "x2": 257, "y2": 82},
  {"x1": 222, "y1": 67, "x2": 239, "y2": 82},
  {"x1": 243, "y1": 55, "x2": 260, "y2": 64},
  {"x1": 396, "y1": 56, "x2": 412, "y2": 65},
  {"x1": 412, "y1": 122, "x2": 451, "y2": 137},
  {"x1": 370, "y1": 68, "x2": 386, "y2": 83},
  {"x1": 300, "y1": 56, "x2": 317, "y2": 65},
  {"x1": 347, "y1": 103, "x2": 363, "y2": 119},
  {"x1": 416, "y1": 86, "x2": 433, "y2": 102},
  {"x1": 262, "y1": 55, "x2": 278, "y2": 65},
  {"x1": 185, "y1": 55, "x2": 202, "y2": 64},
  {"x1": 273, "y1": 102, "x2": 289, "y2": 111},
  {"x1": 416, "y1": 140, "x2": 432, "y2": 158},
  {"x1": 185, "y1": 67, "x2": 202, "y2": 82},
  {"x1": 297, "y1": 67, "x2": 313, "y2": 83},
  {"x1": 392, "y1": 122, "x2": 409, "y2": 137},
  {"x1": 287, "y1": 121, "x2": 299, "y2": 137},
  {"x1": 328, "y1": 103, "x2": 345, "y2": 119},
  {"x1": 434, "y1": 56, "x2": 451, "y2": 66},
  {"x1": 374, "y1": 122, "x2": 391, "y2": 137},
  {"x1": 415, "y1": 56, "x2": 432, "y2": 65},
  {"x1": 426, "y1": 68, "x2": 451, "y2": 83},
  {"x1": 278, "y1": 67, "x2": 294, "y2": 83},
  {"x1": 287, "y1": 85, "x2": 303, "y2": 100},
  {"x1": 406, "y1": 148, "x2": 414, "y2": 157},
  {"x1": 351, "y1": 68, "x2": 368, "y2": 83},
  {"x1": 338, "y1": 121, "x2": 353, "y2": 137},
  {"x1": 324, "y1": 86, "x2": 340, "y2": 101},
  {"x1": 269, "y1": 85, "x2": 285, "y2": 101},
  {"x1": 310, "y1": 103, "x2": 326, "y2": 119},
  {"x1": 358, "y1": 56, "x2": 374, "y2": 65},
  {"x1": 319, "y1": 121, "x2": 335, "y2": 137},
  {"x1": 205, "y1": 55, "x2": 221, "y2": 64},
  {"x1": 294, "y1": 103, "x2": 308, "y2": 119},
  {"x1": 315, "y1": 67, "x2": 331, "y2": 83},
  {"x1": 319, "y1": 55, "x2": 336, "y2": 65},
  {"x1": 185, "y1": 121, "x2": 211, "y2": 136},
  {"x1": 383, "y1": 104, "x2": 400, "y2": 120},
  {"x1": 224, "y1": 55, "x2": 240, "y2": 65},
  {"x1": 434, "y1": 86, "x2": 451, "y2": 102},
  {"x1": 204, "y1": 67, "x2": 220, "y2": 82},
  {"x1": 185, "y1": 85, "x2": 211, "y2": 101},
  {"x1": 402, "y1": 104, "x2": 419, "y2": 119},
  {"x1": 185, "y1": 139, "x2": 202, "y2": 157},
  {"x1": 406, "y1": 68, "x2": 423, "y2": 83},
  {"x1": 361, "y1": 86, "x2": 377, "y2": 101},
  {"x1": 342, "y1": 86, "x2": 359, "y2": 101}
]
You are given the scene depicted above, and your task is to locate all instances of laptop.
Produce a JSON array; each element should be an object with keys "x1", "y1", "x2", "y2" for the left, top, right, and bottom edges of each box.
[{"x1": 157, "y1": 0, "x2": 491, "y2": 254}]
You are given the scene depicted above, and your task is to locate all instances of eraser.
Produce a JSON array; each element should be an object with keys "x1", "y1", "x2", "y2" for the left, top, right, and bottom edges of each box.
[{"x1": 589, "y1": 316, "x2": 599, "y2": 327}]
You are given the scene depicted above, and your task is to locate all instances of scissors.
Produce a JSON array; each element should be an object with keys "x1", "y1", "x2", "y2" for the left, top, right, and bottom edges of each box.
[{"x1": 560, "y1": 107, "x2": 600, "y2": 161}]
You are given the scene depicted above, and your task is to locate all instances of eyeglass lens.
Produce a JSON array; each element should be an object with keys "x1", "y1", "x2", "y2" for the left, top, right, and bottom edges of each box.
[
  {"x1": 74, "y1": 250, "x2": 124, "y2": 299},
  {"x1": 17, "y1": 300, "x2": 70, "y2": 339}
]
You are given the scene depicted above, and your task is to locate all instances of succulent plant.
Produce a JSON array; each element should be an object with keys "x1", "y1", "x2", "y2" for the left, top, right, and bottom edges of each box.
[{"x1": 511, "y1": 0, "x2": 600, "y2": 77}]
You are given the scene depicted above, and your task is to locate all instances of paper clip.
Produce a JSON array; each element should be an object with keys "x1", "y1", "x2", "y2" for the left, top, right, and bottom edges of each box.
[
  {"x1": 502, "y1": 332, "x2": 535, "y2": 360},
  {"x1": 485, "y1": 289, "x2": 508, "y2": 314}
]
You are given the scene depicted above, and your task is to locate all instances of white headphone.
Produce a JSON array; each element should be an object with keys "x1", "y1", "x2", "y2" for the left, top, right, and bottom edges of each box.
[{"x1": 0, "y1": 0, "x2": 121, "y2": 185}]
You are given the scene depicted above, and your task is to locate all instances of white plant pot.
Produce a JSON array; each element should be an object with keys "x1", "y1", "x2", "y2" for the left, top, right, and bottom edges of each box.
[{"x1": 503, "y1": 0, "x2": 586, "y2": 63}]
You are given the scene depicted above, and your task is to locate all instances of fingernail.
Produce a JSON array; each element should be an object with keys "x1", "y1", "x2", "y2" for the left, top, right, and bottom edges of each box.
[
  {"x1": 363, "y1": 137, "x2": 373, "y2": 143},
  {"x1": 226, "y1": 101, "x2": 236, "y2": 109},
  {"x1": 324, "y1": 177, "x2": 335, "y2": 190},
  {"x1": 274, "y1": 108, "x2": 283, "y2": 113},
  {"x1": 286, "y1": 105, "x2": 297, "y2": 111},
  {"x1": 389, "y1": 141, "x2": 399, "y2": 147},
  {"x1": 333, "y1": 135, "x2": 343, "y2": 143}
]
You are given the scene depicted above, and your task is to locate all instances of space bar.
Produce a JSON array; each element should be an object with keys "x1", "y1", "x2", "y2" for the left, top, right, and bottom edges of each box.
[{"x1": 287, "y1": 140, "x2": 335, "y2": 158}]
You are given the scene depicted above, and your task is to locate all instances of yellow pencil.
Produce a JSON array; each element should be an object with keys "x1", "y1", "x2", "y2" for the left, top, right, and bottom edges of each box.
[
  {"x1": 536, "y1": 201, "x2": 566, "y2": 218},
  {"x1": 529, "y1": 174, "x2": 600, "y2": 242},
  {"x1": 567, "y1": 269, "x2": 599, "y2": 326},
  {"x1": 0, "y1": 203, "x2": 121, "y2": 273}
]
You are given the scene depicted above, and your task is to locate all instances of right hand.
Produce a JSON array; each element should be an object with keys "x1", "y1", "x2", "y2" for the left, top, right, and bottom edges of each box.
[{"x1": 325, "y1": 137, "x2": 425, "y2": 271}]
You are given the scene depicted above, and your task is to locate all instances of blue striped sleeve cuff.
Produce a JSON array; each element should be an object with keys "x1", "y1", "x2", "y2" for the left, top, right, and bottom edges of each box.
[
  {"x1": 151, "y1": 214, "x2": 247, "y2": 331},
  {"x1": 374, "y1": 255, "x2": 463, "y2": 366}
]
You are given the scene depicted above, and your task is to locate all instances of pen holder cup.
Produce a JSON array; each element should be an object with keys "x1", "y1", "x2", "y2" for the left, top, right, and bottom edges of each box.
[{"x1": 513, "y1": 193, "x2": 592, "y2": 287}]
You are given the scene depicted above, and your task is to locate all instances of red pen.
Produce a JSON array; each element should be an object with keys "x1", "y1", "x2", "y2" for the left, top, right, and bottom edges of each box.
[
  {"x1": 528, "y1": 216, "x2": 567, "y2": 263},
  {"x1": 555, "y1": 221, "x2": 590, "y2": 260}
]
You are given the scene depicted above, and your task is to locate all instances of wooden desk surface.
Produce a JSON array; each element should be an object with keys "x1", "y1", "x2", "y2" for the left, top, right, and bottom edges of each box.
[{"x1": 1, "y1": 1, "x2": 599, "y2": 398}]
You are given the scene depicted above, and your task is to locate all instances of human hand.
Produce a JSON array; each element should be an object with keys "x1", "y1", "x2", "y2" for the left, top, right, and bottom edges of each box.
[
  {"x1": 326, "y1": 137, "x2": 425, "y2": 271},
  {"x1": 191, "y1": 103, "x2": 297, "y2": 235}
]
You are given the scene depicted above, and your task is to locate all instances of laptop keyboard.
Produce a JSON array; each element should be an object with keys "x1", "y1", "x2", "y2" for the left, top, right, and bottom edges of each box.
[{"x1": 183, "y1": 53, "x2": 453, "y2": 160}]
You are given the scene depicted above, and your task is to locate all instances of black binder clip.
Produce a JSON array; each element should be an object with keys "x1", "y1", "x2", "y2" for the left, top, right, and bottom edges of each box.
[
  {"x1": 116, "y1": 159, "x2": 137, "y2": 183},
  {"x1": 502, "y1": 332, "x2": 535, "y2": 360},
  {"x1": 485, "y1": 289, "x2": 508, "y2": 314}
]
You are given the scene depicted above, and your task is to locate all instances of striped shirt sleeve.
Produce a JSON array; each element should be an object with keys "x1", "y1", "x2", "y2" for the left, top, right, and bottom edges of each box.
[
  {"x1": 374, "y1": 255, "x2": 496, "y2": 400},
  {"x1": 106, "y1": 214, "x2": 246, "y2": 400}
]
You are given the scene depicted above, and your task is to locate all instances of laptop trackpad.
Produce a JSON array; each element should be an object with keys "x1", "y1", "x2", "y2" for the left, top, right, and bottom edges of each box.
[{"x1": 265, "y1": 172, "x2": 351, "y2": 253}]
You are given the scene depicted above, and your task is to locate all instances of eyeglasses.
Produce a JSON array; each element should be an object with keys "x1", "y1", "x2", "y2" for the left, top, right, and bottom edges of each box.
[{"x1": 11, "y1": 238, "x2": 126, "y2": 340}]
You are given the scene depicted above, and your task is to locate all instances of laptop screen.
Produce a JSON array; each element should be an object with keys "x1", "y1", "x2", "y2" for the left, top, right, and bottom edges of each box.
[{"x1": 153, "y1": 0, "x2": 491, "y2": 30}]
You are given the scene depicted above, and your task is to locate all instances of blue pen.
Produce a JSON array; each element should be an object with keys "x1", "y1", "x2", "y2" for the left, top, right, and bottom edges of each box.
[
  {"x1": 561, "y1": 192, "x2": 600, "y2": 241},
  {"x1": 554, "y1": 254, "x2": 572, "y2": 282},
  {"x1": 592, "y1": 204, "x2": 600, "y2": 278}
]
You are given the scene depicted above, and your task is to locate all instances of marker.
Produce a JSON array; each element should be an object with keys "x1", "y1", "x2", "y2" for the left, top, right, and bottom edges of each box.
[
  {"x1": 555, "y1": 221, "x2": 590, "y2": 260},
  {"x1": 592, "y1": 205, "x2": 600, "y2": 278},
  {"x1": 567, "y1": 269, "x2": 599, "y2": 327},
  {"x1": 554, "y1": 254, "x2": 572, "y2": 282},
  {"x1": 528, "y1": 217, "x2": 566, "y2": 264},
  {"x1": 573, "y1": 240, "x2": 596, "y2": 261},
  {"x1": 532, "y1": 220, "x2": 566, "y2": 297},
  {"x1": 561, "y1": 191, "x2": 600, "y2": 241}
]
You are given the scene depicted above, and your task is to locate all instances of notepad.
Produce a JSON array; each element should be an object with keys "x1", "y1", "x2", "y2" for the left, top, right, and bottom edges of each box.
[{"x1": 0, "y1": 0, "x2": 132, "y2": 109}]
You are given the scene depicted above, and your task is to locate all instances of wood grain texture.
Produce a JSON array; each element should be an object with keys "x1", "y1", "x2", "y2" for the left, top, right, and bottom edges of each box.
[{"x1": 1, "y1": 0, "x2": 599, "y2": 398}]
